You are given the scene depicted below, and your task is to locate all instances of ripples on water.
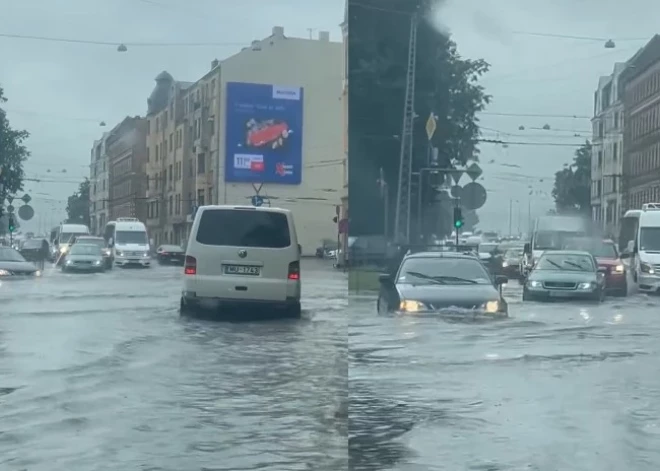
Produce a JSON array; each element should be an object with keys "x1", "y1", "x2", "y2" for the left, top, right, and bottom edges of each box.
[
  {"x1": 350, "y1": 284, "x2": 660, "y2": 471},
  {"x1": 0, "y1": 260, "x2": 347, "y2": 471}
]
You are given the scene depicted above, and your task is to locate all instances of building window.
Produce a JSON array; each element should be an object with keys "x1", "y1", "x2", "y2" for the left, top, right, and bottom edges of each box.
[
  {"x1": 197, "y1": 153, "x2": 205, "y2": 174},
  {"x1": 169, "y1": 133, "x2": 173, "y2": 152},
  {"x1": 197, "y1": 189, "x2": 205, "y2": 206},
  {"x1": 168, "y1": 195, "x2": 173, "y2": 215}
]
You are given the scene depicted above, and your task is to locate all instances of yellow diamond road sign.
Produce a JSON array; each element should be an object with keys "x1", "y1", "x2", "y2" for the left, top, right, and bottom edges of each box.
[{"x1": 425, "y1": 113, "x2": 436, "y2": 140}]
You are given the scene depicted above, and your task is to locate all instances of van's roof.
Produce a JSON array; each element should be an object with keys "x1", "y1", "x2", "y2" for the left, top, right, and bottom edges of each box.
[
  {"x1": 115, "y1": 220, "x2": 147, "y2": 230},
  {"x1": 60, "y1": 224, "x2": 89, "y2": 231},
  {"x1": 639, "y1": 208, "x2": 660, "y2": 225},
  {"x1": 200, "y1": 205, "x2": 291, "y2": 215}
]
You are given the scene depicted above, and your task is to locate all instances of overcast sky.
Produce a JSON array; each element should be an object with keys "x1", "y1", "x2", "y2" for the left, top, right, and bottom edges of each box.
[
  {"x1": 0, "y1": 0, "x2": 342, "y2": 233},
  {"x1": 433, "y1": 0, "x2": 658, "y2": 233},
  {"x1": 2, "y1": 0, "x2": 658, "y2": 235}
]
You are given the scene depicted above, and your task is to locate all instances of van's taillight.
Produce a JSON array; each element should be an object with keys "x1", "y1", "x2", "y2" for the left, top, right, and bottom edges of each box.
[
  {"x1": 288, "y1": 261, "x2": 300, "y2": 280},
  {"x1": 184, "y1": 255, "x2": 197, "y2": 275}
]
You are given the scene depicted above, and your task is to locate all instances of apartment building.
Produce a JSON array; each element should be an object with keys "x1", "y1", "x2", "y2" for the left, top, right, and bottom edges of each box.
[
  {"x1": 590, "y1": 62, "x2": 625, "y2": 236},
  {"x1": 89, "y1": 132, "x2": 109, "y2": 235},
  {"x1": 106, "y1": 116, "x2": 148, "y2": 221},
  {"x1": 620, "y1": 35, "x2": 660, "y2": 211},
  {"x1": 144, "y1": 27, "x2": 342, "y2": 253},
  {"x1": 144, "y1": 70, "x2": 209, "y2": 246},
  {"x1": 217, "y1": 26, "x2": 343, "y2": 254}
]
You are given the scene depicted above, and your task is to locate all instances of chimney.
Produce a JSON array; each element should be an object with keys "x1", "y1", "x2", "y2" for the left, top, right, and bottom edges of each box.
[
  {"x1": 272, "y1": 26, "x2": 284, "y2": 37},
  {"x1": 211, "y1": 59, "x2": 219, "y2": 69},
  {"x1": 251, "y1": 40, "x2": 262, "y2": 51},
  {"x1": 319, "y1": 31, "x2": 330, "y2": 41}
]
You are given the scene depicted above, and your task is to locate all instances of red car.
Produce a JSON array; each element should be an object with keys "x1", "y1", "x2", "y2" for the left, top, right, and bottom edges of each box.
[{"x1": 594, "y1": 239, "x2": 627, "y2": 297}]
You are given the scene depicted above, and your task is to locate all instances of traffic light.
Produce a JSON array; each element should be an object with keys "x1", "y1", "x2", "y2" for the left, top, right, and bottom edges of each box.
[
  {"x1": 453, "y1": 207, "x2": 463, "y2": 229},
  {"x1": 8, "y1": 215, "x2": 15, "y2": 233}
]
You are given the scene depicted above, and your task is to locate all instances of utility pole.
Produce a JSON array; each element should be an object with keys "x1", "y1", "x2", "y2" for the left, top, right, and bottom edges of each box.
[
  {"x1": 393, "y1": 11, "x2": 418, "y2": 245},
  {"x1": 508, "y1": 199, "x2": 513, "y2": 236}
]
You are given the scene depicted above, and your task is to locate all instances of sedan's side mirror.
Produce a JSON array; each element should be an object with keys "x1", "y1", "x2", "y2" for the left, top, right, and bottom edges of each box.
[
  {"x1": 495, "y1": 275, "x2": 508, "y2": 285},
  {"x1": 378, "y1": 273, "x2": 392, "y2": 284}
]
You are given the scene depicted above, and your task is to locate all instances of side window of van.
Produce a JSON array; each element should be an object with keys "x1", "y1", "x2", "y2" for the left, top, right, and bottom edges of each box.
[{"x1": 196, "y1": 210, "x2": 291, "y2": 248}]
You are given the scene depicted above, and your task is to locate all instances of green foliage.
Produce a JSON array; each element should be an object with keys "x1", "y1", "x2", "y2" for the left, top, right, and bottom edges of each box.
[
  {"x1": 349, "y1": 0, "x2": 491, "y2": 236},
  {"x1": 552, "y1": 141, "x2": 592, "y2": 214},
  {"x1": 66, "y1": 179, "x2": 91, "y2": 226},
  {"x1": 0, "y1": 86, "x2": 30, "y2": 199}
]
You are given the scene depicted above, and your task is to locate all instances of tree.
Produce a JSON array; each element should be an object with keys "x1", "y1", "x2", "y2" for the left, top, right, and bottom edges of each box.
[
  {"x1": 552, "y1": 141, "x2": 592, "y2": 214},
  {"x1": 349, "y1": 0, "x2": 491, "y2": 237},
  {"x1": 0, "y1": 86, "x2": 30, "y2": 199},
  {"x1": 66, "y1": 179, "x2": 91, "y2": 226}
]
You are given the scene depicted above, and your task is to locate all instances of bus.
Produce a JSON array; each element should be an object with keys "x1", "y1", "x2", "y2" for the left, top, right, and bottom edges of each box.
[{"x1": 103, "y1": 218, "x2": 151, "y2": 268}]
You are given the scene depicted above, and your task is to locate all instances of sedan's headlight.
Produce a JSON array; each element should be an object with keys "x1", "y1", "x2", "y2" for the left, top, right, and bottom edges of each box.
[
  {"x1": 0, "y1": 269, "x2": 10, "y2": 276},
  {"x1": 502, "y1": 261, "x2": 508, "y2": 267},
  {"x1": 65, "y1": 259, "x2": 73, "y2": 265},
  {"x1": 613, "y1": 264, "x2": 624, "y2": 273},
  {"x1": 528, "y1": 280, "x2": 542, "y2": 288},
  {"x1": 483, "y1": 300, "x2": 499, "y2": 313},
  {"x1": 34, "y1": 270, "x2": 42, "y2": 277},
  {"x1": 399, "y1": 300, "x2": 427, "y2": 312},
  {"x1": 578, "y1": 282, "x2": 595, "y2": 290},
  {"x1": 94, "y1": 260, "x2": 101, "y2": 265},
  {"x1": 59, "y1": 246, "x2": 68, "y2": 253},
  {"x1": 640, "y1": 262, "x2": 654, "y2": 274}
]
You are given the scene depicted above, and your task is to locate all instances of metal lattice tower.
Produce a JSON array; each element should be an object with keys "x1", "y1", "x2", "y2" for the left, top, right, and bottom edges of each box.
[{"x1": 393, "y1": 12, "x2": 418, "y2": 244}]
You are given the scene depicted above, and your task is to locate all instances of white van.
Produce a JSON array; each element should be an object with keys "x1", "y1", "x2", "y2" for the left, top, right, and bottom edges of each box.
[
  {"x1": 181, "y1": 205, "x2": 301, "y2": 317},
  {"x1": 103, "y1": 218, "x2": 151, "y2": 268},
  {"x1": 623, "y1": 204, "x2": 660, "y2": 292},
  {"x1": 55, "y1": 223, "x2": 90, "y2": 258}
]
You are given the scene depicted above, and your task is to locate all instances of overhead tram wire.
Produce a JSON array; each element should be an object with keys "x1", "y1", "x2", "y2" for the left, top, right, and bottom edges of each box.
[{"x1": 0, "y1": 32, "x2": 246, "y2": 48}]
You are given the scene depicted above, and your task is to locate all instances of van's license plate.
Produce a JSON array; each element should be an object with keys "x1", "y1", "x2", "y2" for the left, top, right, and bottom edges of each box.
[{"x1": 224, "y1": 265, "x2": 260, "y2": 276}]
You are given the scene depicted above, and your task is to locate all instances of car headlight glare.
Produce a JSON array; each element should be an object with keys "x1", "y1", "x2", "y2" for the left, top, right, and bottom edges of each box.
[
  {"x1": 65, "y1": 259, "x2": 72, "y2": 265},
  {"x1": 529, "y1": 280, "x2": 541, "y2": 288},
  {"x1": 502, "y1": 261, "x2": 508, "y2": 267},
  {"x1": 578, "y1": 282, "x2": 594, "y2": 290},
  {"x1": 0, "y1": 269, "x2": 10, "y2": 276},
  {"x1": 143, "y1": 252, "x2": 149, "y2": 257},
  {"x1": 484, "y1": 300, "x2": 499, "y2": 313},
  {"x1": 94, "y1": 260, "x2": 101, "y2": 265},
  {"x1": 60, "y1": 246, "x2": 68, "y2": 253},
  {"x1": 399, "y1": 300, "x2": 426, "y2": 312},
  {"x1": 614, "y1": 264, "x2": 624, "y2": 273}
]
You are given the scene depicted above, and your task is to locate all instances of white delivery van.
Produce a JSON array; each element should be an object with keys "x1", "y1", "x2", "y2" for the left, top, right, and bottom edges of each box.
[
  {"x1": 181, "y1": 205, "x2": 301, "y2": 317},
  {"x1": 623, "y1": 204, "x2": 660, "y2": 292},
  {"x1": 103, "y1": 218, "x2": 151, "y2": 268},
  {"x1": 54, "y1": 223, "x2": 90, "y2": 260}
]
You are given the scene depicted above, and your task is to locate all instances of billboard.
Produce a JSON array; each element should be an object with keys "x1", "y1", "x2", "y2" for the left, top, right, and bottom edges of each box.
[{"x1": 224, "y1": 82, "x2": 304, "y2": 184}]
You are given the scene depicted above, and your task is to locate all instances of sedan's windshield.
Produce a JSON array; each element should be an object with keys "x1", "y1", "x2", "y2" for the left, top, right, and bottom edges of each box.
[
  {"x1": 69, "y1": 244, "x2": 102, "y2": 256},
  {"x1": 535, "y1": 254, "x2": 595, "y2": 272},
  {"x1": 116, "y1": 231, "x2": 148, "y2": 245},
  {"x1": 398, "y1": 257, "x2": 492, "y2": 285},
  {"x1": 504, "y1": 248, "x2": 524, "y2": 259},
  {"x1": 76, "y1": 238, "x2": 104, "y2": 247},
  {"x1": 639, "y1": 227, "x2": 660, "y2": 252},
  {"x1": 0, "y1": 247, "x2": 26, "y2": 262},
  {"x1": 59, "y1": 233, "x2": 84, "y2": 244},
  {"x1": 479, "y1": 243, "x2": 498, "y2": 254}
]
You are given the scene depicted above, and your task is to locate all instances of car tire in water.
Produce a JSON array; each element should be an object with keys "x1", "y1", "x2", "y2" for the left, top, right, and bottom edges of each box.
[
  {"x1": 285, "y1": 302, "x2": 302, "y2": 318},
  {"x1": 179, "y1": 297, "x2": 191, "y2": 317},
  {"x1": 522, "y1": 289, "x2": 530, "y2": 302}
]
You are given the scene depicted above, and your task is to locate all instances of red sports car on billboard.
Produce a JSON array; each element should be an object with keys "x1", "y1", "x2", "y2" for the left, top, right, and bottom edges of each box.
[{"x1": 245, "y1": 119, "x2": 290, "y2": 149}]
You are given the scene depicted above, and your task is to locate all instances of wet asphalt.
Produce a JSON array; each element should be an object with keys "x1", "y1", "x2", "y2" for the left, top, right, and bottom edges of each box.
[
  {"x1": 0, "y1": 258, "x2": 347, "y2": 471},
  {"x1": 349, "y1": 274, "x2": 660, "y2": 471}
]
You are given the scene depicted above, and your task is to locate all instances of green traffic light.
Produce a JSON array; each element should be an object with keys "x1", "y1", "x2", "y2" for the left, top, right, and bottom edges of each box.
[{"x1": 454, "y1": 220, "x2": 463, "y2": 228}]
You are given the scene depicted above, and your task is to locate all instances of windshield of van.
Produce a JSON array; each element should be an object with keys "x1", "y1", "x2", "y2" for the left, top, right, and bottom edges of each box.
[
  {"x1": 639, "y1": 227, "x2": 660, "y2": 252},
  {"x1": 196, "y1": 209, "x2": 291, "y2": 248},
  {"x1": 59, "y1": 233, "x2": 83, "y2": 244},
  {"x1": 115, "y1": 231, "x2": 148, "y2": 245},
  {"x1": 534, "y1": 231, "x2": 585, "y2": 250}
]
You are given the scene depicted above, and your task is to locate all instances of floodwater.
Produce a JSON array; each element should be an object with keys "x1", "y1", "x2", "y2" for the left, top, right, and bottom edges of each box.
[
  {"x1": 350, "y1": 278, "x2": 660, "y2": 471},
  {"x1": 0, "y1": 259, "x2": 347, "y2": 471}
]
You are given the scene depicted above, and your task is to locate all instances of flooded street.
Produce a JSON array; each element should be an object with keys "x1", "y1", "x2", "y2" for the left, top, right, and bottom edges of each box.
[
  {"x1": 0, "y1": 259, "x2": 347, "y2": 471},
  {"x1": 350, "y1": 281, "x2": 660, "y2": 471}
]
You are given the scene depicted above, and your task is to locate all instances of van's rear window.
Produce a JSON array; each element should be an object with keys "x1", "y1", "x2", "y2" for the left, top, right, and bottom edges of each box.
[{"x1": 196, "y1": 209, "x2": 291, "y2": 248}]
